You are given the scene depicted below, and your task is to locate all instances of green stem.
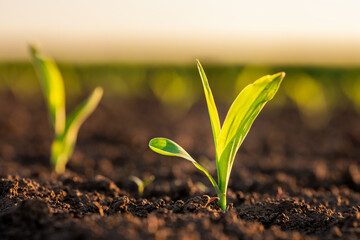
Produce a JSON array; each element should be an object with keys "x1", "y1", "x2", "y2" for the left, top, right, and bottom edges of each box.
[
  {"x1": 51, "y1": 138, "x2": 69, "y2": 174},
  {"x1": 218, "y1": 192, "x2": 227, "y2": 211}
]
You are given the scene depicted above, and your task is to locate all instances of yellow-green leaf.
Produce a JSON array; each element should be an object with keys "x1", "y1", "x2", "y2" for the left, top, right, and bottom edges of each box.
[
  {"x1": 217, "y1": 72, "x2": 285, "y2": 192},
  {"x1": 29, "y1": 45, "x2": 65, "y2": 135},
  {"x1": 63, "y1": 87, "x2": 103, "y2": 154},
  {"x1": 197, "y1": 60, "x2": 221, "y2": 148},
  {"x1": 149, "y1": 137, "x2": 221, "y2": 195}
]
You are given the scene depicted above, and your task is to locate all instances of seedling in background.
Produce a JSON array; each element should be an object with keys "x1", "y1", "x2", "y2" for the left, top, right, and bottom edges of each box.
[
  {"x1": 129, "y1": 175, "x2": 155, "y2": 197},
  {"x1": 149, "y1": 60, "x2": 285, "y2": 211},
  {"x1": 30, "y1": 46, "x2": 103, "y2": 173}
]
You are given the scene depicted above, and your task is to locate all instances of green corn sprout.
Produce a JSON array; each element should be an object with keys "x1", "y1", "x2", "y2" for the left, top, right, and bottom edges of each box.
[
  {"x1": 129, "y1": 175, "x2": 155, "y2": 197},
  {"x1": 30, "y1": 46, "x2": 103, "y2": 173},
  {"x1": 149, "y1": 60, "x2": 285, "y2": 211}
]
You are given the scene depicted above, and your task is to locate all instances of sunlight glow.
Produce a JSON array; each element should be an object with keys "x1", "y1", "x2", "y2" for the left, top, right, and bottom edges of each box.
[{"x1": 0, "y1": 0, "x2": 359, "y2": 64}]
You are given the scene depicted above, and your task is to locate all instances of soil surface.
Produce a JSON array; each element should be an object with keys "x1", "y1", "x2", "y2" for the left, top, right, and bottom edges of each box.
[{"x1": 0, "y1": 91, "x2": 360, "y2": 240}]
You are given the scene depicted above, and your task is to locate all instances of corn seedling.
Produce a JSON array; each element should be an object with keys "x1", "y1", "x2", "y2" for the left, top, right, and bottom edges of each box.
[
  {"x1": 149, "y1": 60, "x2": 285, "y2": 210},
  {"x1": 30, "y1": 46, "x2": 103, "y2": 173},
  {"x1": 129, "y1": 175, "x2": 155, "y2": 197}
]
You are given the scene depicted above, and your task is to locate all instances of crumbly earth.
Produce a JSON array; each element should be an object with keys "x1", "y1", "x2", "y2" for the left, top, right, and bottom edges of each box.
[{"x1": 0, "y1": 91, "x2": 360, "y2": 240}]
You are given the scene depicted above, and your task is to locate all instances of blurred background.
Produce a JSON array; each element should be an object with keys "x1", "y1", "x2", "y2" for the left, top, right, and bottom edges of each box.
[{"x1": 1, "y1": 0, "x2": 360, "y2": 128}]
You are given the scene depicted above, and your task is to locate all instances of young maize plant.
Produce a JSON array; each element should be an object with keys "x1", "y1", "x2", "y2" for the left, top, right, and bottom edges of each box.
[
  {"x1": 30, "y1": 46, "x2": 103, "y2": 173},
  {"x1": 149, "y1": 60, "x2": 285, "y2": 211},
  {"x1": 129, "y1": 175, "x2": 155, "y2": 197}
]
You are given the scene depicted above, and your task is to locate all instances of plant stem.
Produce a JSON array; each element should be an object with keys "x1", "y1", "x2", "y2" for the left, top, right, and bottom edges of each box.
[
  {"x1": 51, "y1": 139, "x2": 68, "y2": 174},
  {"x1": 218, "y1": 192, "x2": 227, "y2": 211}
]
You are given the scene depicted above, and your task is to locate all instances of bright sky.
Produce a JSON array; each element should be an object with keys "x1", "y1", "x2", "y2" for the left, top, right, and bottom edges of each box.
[{"x1": 0, "y1": 0, "x2": 360, "y2": 64}]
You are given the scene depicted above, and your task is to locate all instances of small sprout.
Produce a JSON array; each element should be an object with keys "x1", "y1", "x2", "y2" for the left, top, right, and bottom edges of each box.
[
  {"x1": 149, "y1": 60, "x2": 285, "y2": 211},
  {"x1": 93, "y1": 201, "x2": 104, "y2": 216},
  {"x1": 202, "y1": 195, "x2": 219, "y2": 208},
  {"x1": 129, "y1": 175, "x2": 155, "y2": 197},
  {"x1": 29, "y1": 45, "x2": 103, "y2": 173}
]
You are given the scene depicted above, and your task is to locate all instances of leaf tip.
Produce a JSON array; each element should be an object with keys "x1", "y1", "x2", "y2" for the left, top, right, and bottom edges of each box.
[
  {"x1": 148, "y1": 138, "x2": 157, "y2": 149},
  {"x1": 149, "y1": 137, "x2": 163, "y2": 148},
  {"x1": 29, "y1": 44, "x2": 38, "y2": 55},
  {"x1": 94, "y1": 86, "x2": 104, "y2": 98},
  {"x1": 274, "y1": 72, "x2": 286, "y2": 81}
]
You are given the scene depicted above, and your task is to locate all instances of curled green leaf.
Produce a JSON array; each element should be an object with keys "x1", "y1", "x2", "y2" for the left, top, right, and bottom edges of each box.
[{"x1": 149, "y1": 138, "x2": 221, "y2": 195}]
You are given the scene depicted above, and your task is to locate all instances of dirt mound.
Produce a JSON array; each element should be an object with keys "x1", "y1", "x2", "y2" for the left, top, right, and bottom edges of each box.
[{"x1": 0, "y1": 92, "x2": 360, "y2": 239}]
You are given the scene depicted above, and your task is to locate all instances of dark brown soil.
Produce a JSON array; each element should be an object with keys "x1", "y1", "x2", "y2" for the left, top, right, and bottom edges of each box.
[{"x1": 1, "y1": 91, "x2": 360, "y2": 240}]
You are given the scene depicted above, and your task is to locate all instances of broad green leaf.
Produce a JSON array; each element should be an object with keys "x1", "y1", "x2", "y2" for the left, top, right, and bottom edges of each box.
[
  {"x1": 149, "y1": 137, "x2": 193, "y2": 160},
  {"x1": 216, "y1": 72, "x2": 285, "y2": 192},
  {"x1": 30, "y1": 46, "x2": 65, "y2": 135},
  {"x1": 197, "y1": 60, "x2": 221, "y2": 148},
  {"x1": 149, "y1": 137, "x2": 221, "y2": 195}
]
